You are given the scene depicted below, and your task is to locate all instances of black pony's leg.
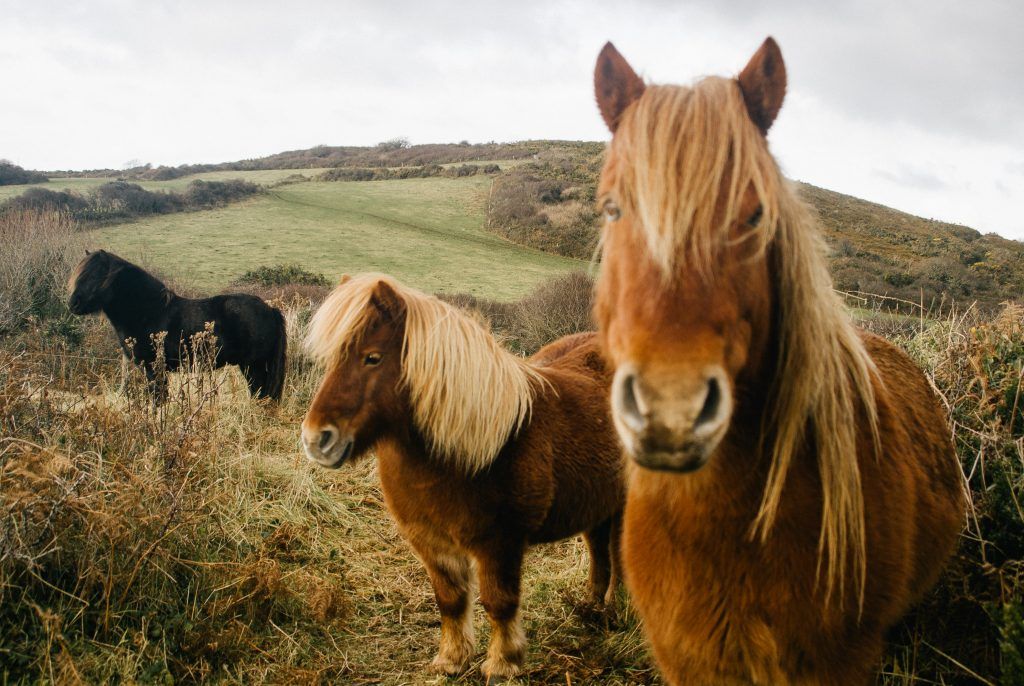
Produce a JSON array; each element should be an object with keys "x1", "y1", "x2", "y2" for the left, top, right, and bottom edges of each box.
[{"x1": 240, "y1": 362, "x2": 270, "y2": 399}]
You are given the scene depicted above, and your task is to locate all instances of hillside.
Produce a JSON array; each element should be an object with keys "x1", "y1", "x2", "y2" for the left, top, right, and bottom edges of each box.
[
  {"x1": 6, "y1": 139, "x2": 1020, "y2": 309},
  {"x1": 479, "y1": 142, "x2": 1023, "y2": 311}
]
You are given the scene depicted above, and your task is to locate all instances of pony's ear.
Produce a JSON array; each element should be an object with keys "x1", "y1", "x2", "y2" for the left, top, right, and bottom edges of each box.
[
  {"x1": 84, "y1": 248, "x2": 91, "y2": 255},
  {"x1": 338, "y1": 274, "x2": 352, "y2": 286},
  {"x1": 737, "y1": 37, "x2": 786, "y2": 135},
  {"x1": 370, "y1": 280, "x2": 406, "y2": 322},
  {"x1": 595, "y1": 42, "x2": 646, "y2": 133}
]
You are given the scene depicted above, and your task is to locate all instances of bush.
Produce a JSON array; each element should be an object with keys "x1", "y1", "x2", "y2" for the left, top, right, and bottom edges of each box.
[
  {"x1": 443, "y1": 271, "x2": 595, "y2": 355},
  {"x1": 0, "y1": 161, "x2": 48, "y2": 186},
  {"x1": 0, "y1": 180, "x2": 263, "y2": 226},
  {"x1": 3, "y1": 188, "x2": 91, "y2": 216},
  {"x1": 0, "y1": 210, "x2": 82, "y2": 335},
  {"x1": 184, "y1": 179, "x2": 263, "y2": 207},
  {"x1": 93, "y1": 181, "x2": 185, "y2": 217},
  {"x1": 510, "y1": 271, "x2": 595, "y2": 354},
  {"x1": 234, "y1": 264, "x2": 330, "y2": 289},
  {"x1": 889, "y1": 304, "x2": 1024, "y2": 682}
]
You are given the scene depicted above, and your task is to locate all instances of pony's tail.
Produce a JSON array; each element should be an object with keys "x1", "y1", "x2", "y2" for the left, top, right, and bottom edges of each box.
[{"x1": 264, "y1": 309, "x2": 287, "y2": 401}]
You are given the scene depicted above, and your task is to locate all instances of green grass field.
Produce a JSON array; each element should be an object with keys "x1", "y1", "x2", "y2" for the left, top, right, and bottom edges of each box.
[{"x1": 89, "y1": 175, "x2": 584, "y2": 300}]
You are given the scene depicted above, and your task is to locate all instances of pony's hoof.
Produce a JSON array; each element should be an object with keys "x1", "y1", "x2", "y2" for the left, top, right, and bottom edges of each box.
[
  {"x1": 429, "y1": 654, "x2": 468, "y2": 676},
  {"x1": 482, "y1": 654, "x2": 523, "y2": 683}
]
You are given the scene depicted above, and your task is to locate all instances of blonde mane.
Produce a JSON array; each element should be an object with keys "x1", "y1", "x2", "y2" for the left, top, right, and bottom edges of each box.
[
  {"x1": 608, "y1": 78, "x2": 880, "y2": 607},
  {"x1": 304, "y1": 273, "x2": 545, "y2": 474}
]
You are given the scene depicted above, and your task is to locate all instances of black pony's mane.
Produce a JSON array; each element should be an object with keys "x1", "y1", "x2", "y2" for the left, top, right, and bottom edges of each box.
[{"x1": 85, "y1": 250, "x2": 174, "y2": 303}]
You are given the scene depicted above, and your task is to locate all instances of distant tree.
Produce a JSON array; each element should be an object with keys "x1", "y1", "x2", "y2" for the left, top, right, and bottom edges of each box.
[{"x1": 376, "y1": 137, "x2": 410, "y2": 151}]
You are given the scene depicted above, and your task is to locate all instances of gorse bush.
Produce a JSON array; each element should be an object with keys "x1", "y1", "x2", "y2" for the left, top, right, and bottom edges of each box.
[{"x1": 235, "y1": 264, "x2": 330, "y2": 288}]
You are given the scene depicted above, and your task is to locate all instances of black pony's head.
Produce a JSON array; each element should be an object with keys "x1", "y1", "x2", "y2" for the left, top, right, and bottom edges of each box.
[{"x1": 67, "y1": 250, "x2": 122, "y2": 314}]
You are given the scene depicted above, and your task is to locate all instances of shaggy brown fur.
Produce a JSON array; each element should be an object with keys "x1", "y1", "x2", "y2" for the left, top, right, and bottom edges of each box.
[
  {"x1": 301, "y1": 276, "x2": 624, "y2": 680},
  {"x1": 592, "y1": 39, "x2": 965, "y2": 685}
]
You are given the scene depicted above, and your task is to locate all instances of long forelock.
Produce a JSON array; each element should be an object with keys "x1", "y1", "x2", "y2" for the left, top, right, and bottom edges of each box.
[
  {"x1": 607, "y1": 77, "x2": 783, "y2": 276},
  {"x1": 305, "y1": 274, "x2": 544, "y2": 474},
  {"x1": 607, "y1": 77, "x2": 881, "y2": 609},
  {"x1": 67, "y1": 252, "x2": 107, "y2": 294}
]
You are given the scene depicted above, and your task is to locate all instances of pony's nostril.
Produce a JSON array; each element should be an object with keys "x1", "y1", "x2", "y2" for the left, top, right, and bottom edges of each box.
[
  {"x1": 694, "y1": 377, "x2": 721, "y2": 430},
  {"x1": 319, "y1": 428, "x2": 337, "y2": 451},
  {"x1": 618, "y1": 372, "x2": 648, "y2": 432}
]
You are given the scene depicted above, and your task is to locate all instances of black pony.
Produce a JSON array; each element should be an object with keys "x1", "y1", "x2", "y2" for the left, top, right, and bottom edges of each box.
[{"x1": 68, "y1": 250, "x2": 287, "y2": 401}]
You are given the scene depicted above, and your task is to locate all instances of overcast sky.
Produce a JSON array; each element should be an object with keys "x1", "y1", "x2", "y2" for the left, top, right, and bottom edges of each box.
[{"x1": 2, "y1": 0, "x2": 1021, "y2": 239}]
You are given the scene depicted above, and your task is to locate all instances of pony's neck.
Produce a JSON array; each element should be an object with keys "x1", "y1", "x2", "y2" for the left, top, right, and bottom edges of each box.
[
  {"x1": 375, "y1": 426, "x2": 463, "y2": 479},
  {"x1": 102, "y1": 266, "x2": 173, "y2": 328}
]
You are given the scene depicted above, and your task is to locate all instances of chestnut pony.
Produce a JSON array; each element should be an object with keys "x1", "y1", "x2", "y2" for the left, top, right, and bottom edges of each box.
[
  {"x1": 592, "y1": 39, "x2": 965, "y2": 684},
  {"x1": 301, "y1": 274, "x2": 624, "y2": 680}
]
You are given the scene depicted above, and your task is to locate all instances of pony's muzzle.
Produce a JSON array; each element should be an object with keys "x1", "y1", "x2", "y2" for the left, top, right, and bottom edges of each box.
[
  {"x1": 611, "y1": 364, "x2": 732, "y2": 472},
  {"x1": 68, "y1": 294, "x2": 84, "y2": 314},
  {"x1": 301, "y1": 422, "x2": 353, "y2": 469}
]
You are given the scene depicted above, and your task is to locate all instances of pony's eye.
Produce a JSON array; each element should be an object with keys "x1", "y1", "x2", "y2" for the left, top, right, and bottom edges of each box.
[
  {"x1": 747, "y1": 205, "x2": 764, "y2": 227},
  {"x1": 603, "y1": 200, "x2": 621, "y2": 222},
  {"x1": 363, "y1": 352, "x2": 382, "y2": 367}
]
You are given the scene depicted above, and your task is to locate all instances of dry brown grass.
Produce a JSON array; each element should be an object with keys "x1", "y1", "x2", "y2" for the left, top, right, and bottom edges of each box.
[{"x1": 0, "y1": 209, "x2": 82, "y2": 335}]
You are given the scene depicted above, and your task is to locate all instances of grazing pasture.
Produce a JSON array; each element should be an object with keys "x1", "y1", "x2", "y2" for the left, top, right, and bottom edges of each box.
[{"x1": 89, "y1": 176, "x2": 582, "y2": 298}]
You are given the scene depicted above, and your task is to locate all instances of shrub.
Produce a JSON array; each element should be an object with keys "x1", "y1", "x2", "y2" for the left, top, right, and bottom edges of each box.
[
  {"x1": 2, "y1": 188, "x2": 90, "y2": 216},
  {"x1": 443, "y1": 271, "x2": 595, "y2": 355},
  {"x1": 889, "y1": 304, "x2": 1024, "y2": 682},
  {"x1": 93, "y1": 181, "x2": 185, "y2": 217},
  {"x1": 0, "y1": 180, "x2": 262, "y2": 226},
  {"x1": 0, "y1": 161, "x2": 48, "y2": 186},
  {"x1": 511, "y1": 271, "x2": 595, "y2": 354},
  {"x1": 234, "y1": 264, "x2": 330, "y2": 289},
  {"x1": 183, "y1": 179, "x2": 262, "y2": 207}
]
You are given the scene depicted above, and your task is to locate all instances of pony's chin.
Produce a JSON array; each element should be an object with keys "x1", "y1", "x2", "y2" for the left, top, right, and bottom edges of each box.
[
  {"x1": 631, "y1": 450, "x2": 709, "y2": 473},
  {"x1": 67, "y1": 302, "x2": 97, "y2": 315}
]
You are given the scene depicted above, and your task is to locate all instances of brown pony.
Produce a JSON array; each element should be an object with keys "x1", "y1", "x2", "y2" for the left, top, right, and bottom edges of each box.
[
  {"x1": 591, "y1": 38, "x2": 965, "y2": 684},
  {"x1": 300, "y1": 274, "x2": 624, "y2": 680}
]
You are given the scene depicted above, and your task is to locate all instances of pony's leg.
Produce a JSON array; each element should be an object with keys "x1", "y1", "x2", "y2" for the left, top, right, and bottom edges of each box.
[
  {"x1": 584, "y1": 519, "x2": 613, "y2": 606},
  {"x1": 240, "y1": 362, "x2": 269, "y2": 399},
  {"x1": 417, "y1": 547, "x2": 475, "y2": 674},
  {"x1": 475, "y1": 543, "x2": 526, "y2": 680},
  {"x1": 608, "y1": 513, "x2": 624, "y2": 603}
]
